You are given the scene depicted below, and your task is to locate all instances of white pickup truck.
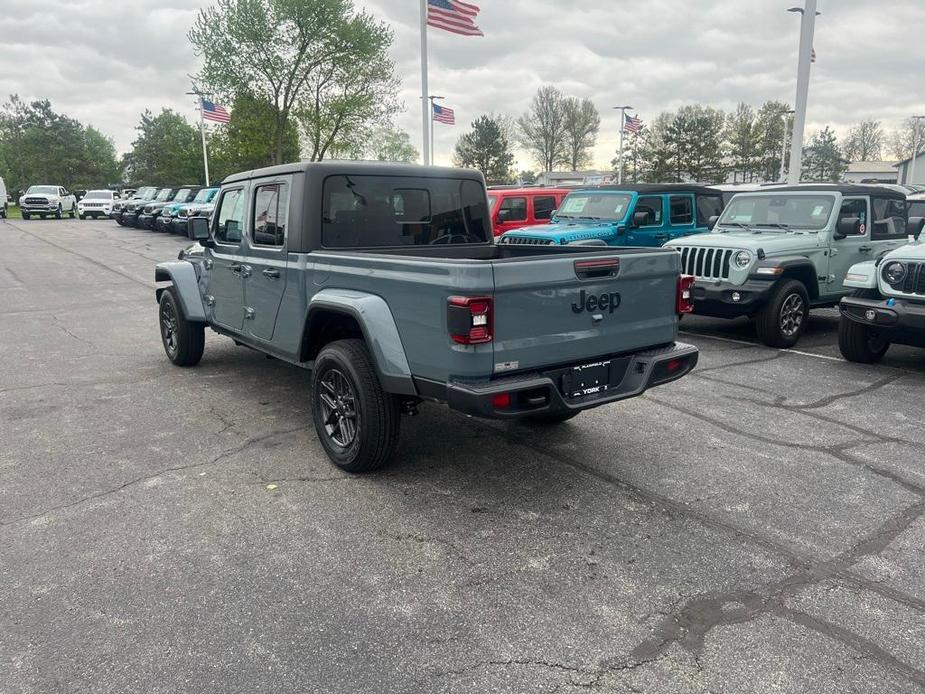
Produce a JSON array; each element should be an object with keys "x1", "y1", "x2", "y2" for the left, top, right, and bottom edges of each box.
[{"x1": 19, "y1": 185, "x2": 77, "y2": 220}]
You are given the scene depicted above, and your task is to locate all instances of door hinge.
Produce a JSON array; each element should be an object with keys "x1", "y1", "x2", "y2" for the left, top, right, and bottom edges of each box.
[
  {"x1": 244, "y1": 307, "x2": 256, "y2": 320},
  {"x1": 204, "y1": 295, "x2": 215, "y2": 307}
]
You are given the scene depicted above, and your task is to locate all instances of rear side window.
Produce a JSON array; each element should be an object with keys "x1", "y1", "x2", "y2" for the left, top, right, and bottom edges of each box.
[
  {"x1": 871, "y1": 197, "x2": 907, "y2": 239},
  {"x1": 533, "y1": 195, "x2": 557, "y2": 220},
  {"x1": 670, "y1": 196, "x2": 694, "y2": 225},
  {"x1": 908, "y1": 201, "x2": 925, "y2": 219},
  {"x1": 498, "y1": 196, "x2": 527, "y2": 221},
  {"x1": 215, "y1": 188, "x2": 246, "y2": 244},
  {"x1": 322, "y1": 175, "x2": 490, "y2": 247},
  {"x1": 252, "y1": 182, "x2": 289, "y2": 247},
  {"x1": 635, "y1": 196, "x2": 662, "y2": 226},
  {"x1": 696, "y1": 195, "x2": 723, "y2": 225}
]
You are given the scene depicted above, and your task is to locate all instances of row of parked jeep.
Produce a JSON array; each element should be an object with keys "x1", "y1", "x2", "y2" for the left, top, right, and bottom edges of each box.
[
  {"x1": 486, "y1": 182, "x2": 925, "y2": 361},
  {"x1": 110, "y1": 185, "x2": 218, "y2": 234}
]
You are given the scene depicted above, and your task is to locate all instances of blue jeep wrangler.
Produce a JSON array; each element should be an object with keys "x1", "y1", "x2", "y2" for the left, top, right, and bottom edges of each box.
[{"x1": 498, "y1": 184, "x2": 724, "y2": 248}]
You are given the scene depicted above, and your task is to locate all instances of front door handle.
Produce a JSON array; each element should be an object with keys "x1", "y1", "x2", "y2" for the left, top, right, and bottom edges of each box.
[
  {"x1": 859, "y1": 246, "x2": 873, "y2": 253},
  {"x1": 262, "y1": 268, "x2": 280, "y2": 279},
  {"x1": 229, "y1": 262, "x2": 242, "y2": 274}
]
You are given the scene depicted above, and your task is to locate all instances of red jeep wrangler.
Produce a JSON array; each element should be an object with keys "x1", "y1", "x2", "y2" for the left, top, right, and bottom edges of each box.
[{"x1": 488, "y1": 187, "x2": 571, "y2": 236}]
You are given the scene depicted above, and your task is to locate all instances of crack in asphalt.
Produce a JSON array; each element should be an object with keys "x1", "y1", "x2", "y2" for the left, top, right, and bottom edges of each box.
[
  {"x1": 51, "y1": 313, "x2": 97, "y2": 351},
  {"x1": 0, "y1": 426, "x2": 304, "y2": 528}
]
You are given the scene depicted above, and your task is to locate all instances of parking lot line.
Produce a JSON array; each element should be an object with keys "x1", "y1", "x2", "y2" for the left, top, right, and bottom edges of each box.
[{"x1": 681, "y1": 330, "x2": 845, "y2": 363}]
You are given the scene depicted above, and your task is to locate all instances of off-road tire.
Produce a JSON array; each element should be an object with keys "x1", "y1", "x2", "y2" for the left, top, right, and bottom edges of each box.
[
  {"x1": 55, "y1": 205, "x2": 62, "y2": 219},
  {"x1": 68, "y1": 206, "x2": 76, "y2": 219},
  {"x1": 78, "y1": 213, "x2": 85, "y2": 220},
  {"x1": 158, "y1": 286, "x2": 205, "y2": 367},
  {"x1": 311, "y1": 339, "x2": 400, "y2": 474},
  {"x1": 21, "y1": 212, "x2": 30, "y2": 220},
  {"x1": 838, "y1": 289, "x2": 890, "y2": 363},
  {"x1": 755, "y1": 279, "x2": 810, "y2": 348}
]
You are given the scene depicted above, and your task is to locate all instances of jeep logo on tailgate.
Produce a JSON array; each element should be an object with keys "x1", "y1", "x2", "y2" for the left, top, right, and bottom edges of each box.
[{"x1": 571, "y1": 290, "x2": 622, "y2": 314}]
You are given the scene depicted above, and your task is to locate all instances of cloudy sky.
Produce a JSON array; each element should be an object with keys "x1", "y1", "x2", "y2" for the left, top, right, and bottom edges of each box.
[{"x1": 2, "y1": 0, "x2": 924, "y2": 170}]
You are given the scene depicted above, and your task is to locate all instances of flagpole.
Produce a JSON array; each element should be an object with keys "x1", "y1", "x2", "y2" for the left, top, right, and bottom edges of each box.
[
  {"x1": 187, "y1": 89, "x2": 210, "y2": 186},
  {"x1": 428, "y1": 95, "x2": 444, "y2": 165},
  {"x1": 420, "y1": 0, "x2": 431, "y2": 166},
  {"x1": 613, "y1": 105, "x2": 632, "y2": 184}
]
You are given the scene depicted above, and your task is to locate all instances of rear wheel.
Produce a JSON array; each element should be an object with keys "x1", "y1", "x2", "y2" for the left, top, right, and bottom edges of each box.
[
  {"x1": 68, "y1": 206, "x2": 76, "y2": 218},
  {"x1": 755, "y1": 279, "x2": 809, "y2": 348},
  {"x1": 158, "y1": 287, "x2": 205, "y2": 367},
  {"x1": 311, "y1": 339, "x2": 400, "y2": 473},
  {"x1": 838, "y1": 289, "x2": 890, "y2": 363}
]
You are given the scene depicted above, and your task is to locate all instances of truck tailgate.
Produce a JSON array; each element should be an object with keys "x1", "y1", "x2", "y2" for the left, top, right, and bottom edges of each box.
[{"x1": 490, "y1": 250, "x2": 679, "y2": 374}]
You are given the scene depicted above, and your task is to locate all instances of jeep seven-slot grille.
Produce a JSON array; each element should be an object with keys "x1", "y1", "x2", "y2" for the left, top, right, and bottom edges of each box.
[
  {"x1": 678, "y1": 247, "x2": 734, "y2": 280},
  {"x1": 899, "y1": 262, "x2": 925, "y2": 296},
  {"x1": 500, "y1": 236, "x2": 554, "y2": 246}
]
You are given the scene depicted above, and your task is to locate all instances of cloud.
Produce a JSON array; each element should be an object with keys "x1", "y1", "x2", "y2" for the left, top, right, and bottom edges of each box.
[{"x1": 0, "y1": 0, "x2": 923, "y2": 170}]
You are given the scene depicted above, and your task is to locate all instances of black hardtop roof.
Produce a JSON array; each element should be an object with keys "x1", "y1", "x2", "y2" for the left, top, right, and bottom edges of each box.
[
  {"x1": 752, "y1": 183, "x2": 906, "y2": 199},
  {"x1": 572, "y1": 183, "x2": 722, "y2": 196},
  {"x1": 222, "y1": 160, "x2": 485, "y2": 185}
]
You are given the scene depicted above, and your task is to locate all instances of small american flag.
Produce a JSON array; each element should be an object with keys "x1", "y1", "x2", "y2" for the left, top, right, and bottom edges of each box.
[
  {"x1": 427, "y1": 0, "x2": 483, "y2": 37},
  {"x1": 202, "y1": 100, "x2": 231, "y2": 124},
  {"x1": 433, "y1": 104, "x2": 456, "y2": 125},
  {"x1": 624, "y1": 113, "x2": 643, "y2": 133}
]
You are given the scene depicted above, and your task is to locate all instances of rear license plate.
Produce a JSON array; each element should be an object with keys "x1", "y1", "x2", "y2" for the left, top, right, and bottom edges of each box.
[{"x1": 567, "y1": 360, "x2": 611, "y2": 398}]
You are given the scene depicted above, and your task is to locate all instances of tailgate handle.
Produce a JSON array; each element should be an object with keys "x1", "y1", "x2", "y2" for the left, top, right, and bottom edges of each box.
[{"x1": 574, "y1": 258, "x2": 620, "y2": 280}]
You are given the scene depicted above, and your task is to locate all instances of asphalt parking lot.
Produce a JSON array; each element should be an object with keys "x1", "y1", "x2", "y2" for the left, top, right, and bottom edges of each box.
[{"x1": 1, "y1": 217, "x2": 924, "y2": 694}]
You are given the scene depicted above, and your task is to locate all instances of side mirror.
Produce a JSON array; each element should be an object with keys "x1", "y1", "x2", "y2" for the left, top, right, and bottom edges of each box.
[
  {"x1": 909, "y1": 216, "x2": 925, "y2": 241},
  {"x1": 834, "y1": 216, "x2": 861, "y2": 240},
  {"x1": 631, "y1": 211, "x2": 649, "y2": 228},
  {"x1": 549, "y1": 208, "x2": 559, "y2": 218},
  {"x1": 497, "y1": 209, "x2": 512, "y2": 223},
  {"x1": 188, "y1": 216, "x2": 212, "y2": 243},
  {"x1": 708, "y1": 215, "x2": 720, "y2": 229}
]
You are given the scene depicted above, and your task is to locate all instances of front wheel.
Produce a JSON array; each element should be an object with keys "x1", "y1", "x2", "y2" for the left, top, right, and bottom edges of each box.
[
  {"x1": 838, "y1": 289, "x2": 889, "y2": 363},
  {"x1": 21, "y1": 212, "x2": 30, "y2": 220},
  {"x1": 55, "y1": 205, "x2": 62, "y2": 219},
  {"x1": 158, "y1": 287, "x2": 205, "y2": 367},
  {"x1": 755, "y1": 279, "x2": 810, "y2": 348},
  {"x1": 78, "y1": 213, "x2": 85, "y2": 220},
  {"x1": 68, "y1": 206, "x2": 76, "y2": 218},
  {"x1": 311, "y1": 339, "x2": 400, "y2": 473}
]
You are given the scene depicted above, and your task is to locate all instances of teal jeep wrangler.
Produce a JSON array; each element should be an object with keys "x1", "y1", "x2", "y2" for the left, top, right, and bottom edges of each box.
[
  {"x1": 666, "y1": 185, "x2": 911, "y2": 347},
  {"x1": 499, "y1": 185, "x2": 723, "y2": 248}
]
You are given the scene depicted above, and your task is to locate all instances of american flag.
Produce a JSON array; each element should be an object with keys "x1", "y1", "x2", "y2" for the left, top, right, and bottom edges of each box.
[
  {"x1": 623, "y1": 113, "x2": 643, "y2": 133},
  {"x1": 202, "y1": 100, "x2": 231, "y2": 124},
  {"x1": 427, "y1": 0, "x2": 483, "y2": 37},
  {"x1": 433, "y1": 104, "x2": 456, "y2": 125}
]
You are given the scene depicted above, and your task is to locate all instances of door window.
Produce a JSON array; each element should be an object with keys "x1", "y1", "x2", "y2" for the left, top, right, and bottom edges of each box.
[
  {"x1": 533, "y1": 196, "x2": 557, "y2": 220},
  {"x1": 215, "y1": 188, "x2": 246, "y2": 244},
  {"x1": 669, "y1": 196, "x2": 693, "y2": 225},
  {"x1": 696, "y1": 195, "x2": 724, "y2": 225},
  {"x1": 635, "y1": 196, "x2": 662, "y2": 226},
  {"x1": 871, "y1": 198, "x2": 907, "y2": 239},
  {"x1": 498, "y1": 196, "x2": 527, "y2": 222},
  {"x1": 252, "y1": 183, "x2": 289, "y2": 247},
  {"x1": 836, "y1": 198, "x2": 867, "y2": 236}
]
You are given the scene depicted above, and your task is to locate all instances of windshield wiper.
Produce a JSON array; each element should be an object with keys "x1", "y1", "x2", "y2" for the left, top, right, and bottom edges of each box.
[
  {"x1": 757, "y1": 223, "x2": 790, "y2": 230},
  {"x1": 721, "y1": 222, "x2": 755, "y2": 232}
]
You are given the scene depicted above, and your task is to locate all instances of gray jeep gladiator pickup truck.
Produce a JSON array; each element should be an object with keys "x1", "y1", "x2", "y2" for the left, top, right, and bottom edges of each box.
[{"x1": 155, "y1": 162, "x2": 698, "y2": 472}]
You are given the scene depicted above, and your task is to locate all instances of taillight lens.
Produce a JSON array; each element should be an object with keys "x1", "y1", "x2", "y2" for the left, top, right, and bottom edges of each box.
[
  {"x1": 677, "y1": 275, "x2": 695, "y2": 314},
  {"x1": 448, "y1": 296, "x2": 493, "y2": 344}
]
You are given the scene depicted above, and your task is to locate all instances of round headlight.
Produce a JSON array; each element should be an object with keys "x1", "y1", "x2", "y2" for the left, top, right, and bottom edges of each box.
[
  {"x1": 883, "y1": 261, "x2": 906, "y2": 285},
  {"x1": 734, "y1": 250, "x2": 752, "y2": 269}
]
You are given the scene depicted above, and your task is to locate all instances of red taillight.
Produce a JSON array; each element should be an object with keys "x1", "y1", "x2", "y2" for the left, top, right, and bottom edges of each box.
[
  {"x1": 677, "y1": 275, "x2": 695, "y2": 314},
  {"x1": 448, "y1": 296, "x2": 493, "y2": 344},
  {"x1": 491, "y1": 392, "x2": 511, "y2": 409},
  {"x1": 666, "y1": 359, "x2": 683, "y2": 373}
]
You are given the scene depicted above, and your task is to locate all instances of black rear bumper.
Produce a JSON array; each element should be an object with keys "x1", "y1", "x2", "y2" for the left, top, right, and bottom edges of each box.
[
  {"x1": 430, "y1": 342, "x2": 699, "y2": 420},
  {"x1": 690, "y1": 279, "x2": 775, "y2": 318},
  {"x1": 840, "y1": 296, "x2": 925, "y2": 346}
]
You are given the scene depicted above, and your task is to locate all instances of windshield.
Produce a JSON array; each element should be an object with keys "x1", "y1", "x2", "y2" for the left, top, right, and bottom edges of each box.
[
  {"x1": 155, "y1": 189, "x2": 173, "y2": 202},
  {"x1": 719, "y1": 194, "x2": 835, "y2": 230},
  {"x1": 84, "y1": 191, "x2": 112, "y2": 200},
  {"x1": 173, "y1": 188, "x2": 191, "y2": 202},
  {"x1": 194, "y1": 188, "x2": 217, "y2": 203},
  {"x1": 139, "y1": 187, "x2": 158, "y2": 200},
  {"x1": 557, "y1": 193, "x2": 632, "y2": 221},
  {"x1": 27, "y1": 186, "x2": 58, "y2": 195},
  {"x1": 488, "y1": 195, "x2": 497, "y2": 212}
]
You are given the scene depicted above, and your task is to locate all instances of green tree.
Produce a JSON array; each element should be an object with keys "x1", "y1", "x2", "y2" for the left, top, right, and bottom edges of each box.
[
  {"x1": 0, "y1": 95, "x2": 120, "y2": 192},
  {"x1": 801, "y1": 126, "x2": 848, "y2": 182},
  {"x1": 123, "y1": 109, "x2": 202, "y2": 185},
  {"x1": 667, "y1": 105, "x2": 726, "y2": 183},
  {"x1": 366, "y1": 126, "x2": 418, "y2": 162},
  {"x1": 611, "y1": 127, "x2": 646, "y2": 183},
  {"x1": 517, "y1": 170, "x2": 537, "y2": 185},
  {"x1": 189, "y1": 0, "x2": 398, "y2": 166},
  {"x1": 725, "y1": 103, "x2": 760, "y2": 182},
  {"x1": 887, "y1": 117, "x2": 923, "y2": 162},
  {"x1": 636, "y1": 114, "x2": 677, "y2": 182},
  {"x1": 453, "y1": 114, "x2": 515, "y2": 185},
  {"x1": 754, "y1": 100, "x2": 791, "y2": 182},
  {"x1": 562, "y1": 97, "x2": 600, "y2": 171},
  {"x1": 517, "y1": 86, "x2": 568, "y2": 172},
  {"x1": 843, "y1": 119, "x2": 884, "y2": 161}
]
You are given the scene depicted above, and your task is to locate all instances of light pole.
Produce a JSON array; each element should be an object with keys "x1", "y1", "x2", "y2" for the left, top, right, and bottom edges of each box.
[
  {"x1": 907, "y1": 115, "x2": 925, "y2": 184},
  {"x1": 613, "y1": 105, "x2": 633, "y2": 184},
  {"x1": 786, "y1": 2, "x2": 820, "y2": 184},
  {"x1": 187, "y1": 88, "x2": 210, "y2": 186},
  {"x1": 779, "y1": 109, "x2": 795, "y2": 182},
  {"x1": 428, "y1": 95, "x2": 444, "y2": 165}
]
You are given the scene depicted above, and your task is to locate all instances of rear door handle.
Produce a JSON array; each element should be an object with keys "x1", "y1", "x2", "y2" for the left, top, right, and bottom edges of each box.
[{"x1": 262, "y1": 268, "x2": 280, "y2": 279}]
